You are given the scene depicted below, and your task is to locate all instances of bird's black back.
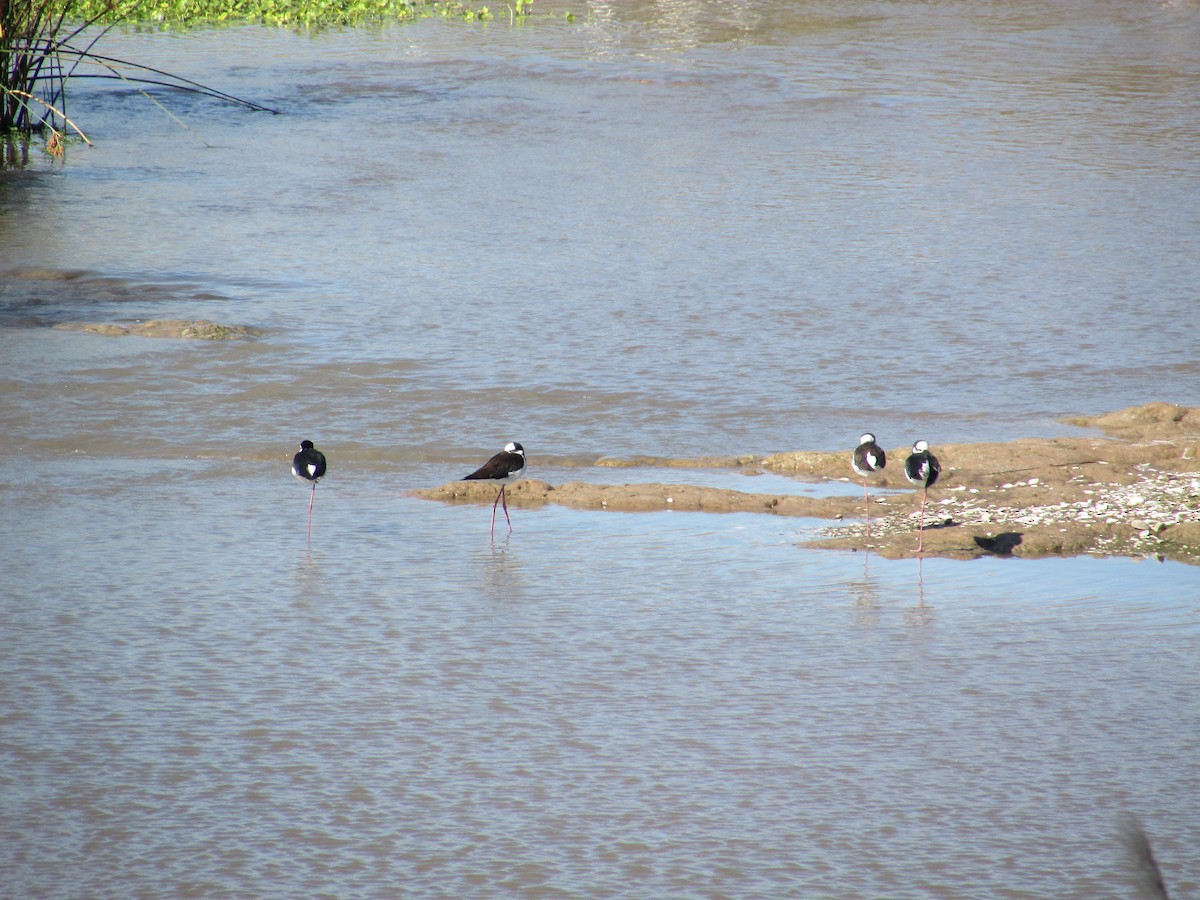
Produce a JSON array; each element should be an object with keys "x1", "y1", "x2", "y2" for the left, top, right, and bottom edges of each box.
[
  {"x1": 293, "y1": 442, "x2": 327, "y2": 483},
  {"x1": 853, "y1": 441, "x2": 886, "y2": 476},
  {"x1": 464, "y1": 446, "x2": 525, "y2": 482},
  {"x1": 904, "y1": 450, "x2": 940, "y2": 488}
]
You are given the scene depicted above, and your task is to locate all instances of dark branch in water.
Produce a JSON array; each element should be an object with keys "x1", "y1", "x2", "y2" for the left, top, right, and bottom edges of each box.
[
  {"x1": 58, "y1": 44, "x2": 280, "y2": 114},
  {"x1": 61, "y1": 73, "x2": 279, "y2": 114}
]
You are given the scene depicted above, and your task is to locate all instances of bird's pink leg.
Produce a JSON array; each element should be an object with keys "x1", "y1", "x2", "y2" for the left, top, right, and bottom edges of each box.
[
  {"x1": 308, "y1": 484, "x2": 316, "y2": 540},
  {"x1": 862, "y1": 478, "x2": 871, "y2": 539},
  {"x1": 915, "y1": 487, "x2": 928, "y2": 553},
  {"x1": 500, "y1": 485, "x2": 512, "y2": 531},
  {"x1": 490, "y1": 488, "x2": 502, "y2": 538}
]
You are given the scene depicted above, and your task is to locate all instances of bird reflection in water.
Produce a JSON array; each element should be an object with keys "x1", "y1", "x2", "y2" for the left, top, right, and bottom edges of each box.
[
  {"x1": 849, "y1": 549, "x2": 883, "y2": 628},
  {"x1": 481, "y1": 536, "x2": 527, "y2": 603},
  {"x1": 904, "y1": 555, "x2": 935, "y2": 627}
]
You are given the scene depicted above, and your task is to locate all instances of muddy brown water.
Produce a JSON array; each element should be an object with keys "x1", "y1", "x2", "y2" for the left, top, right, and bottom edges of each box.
[{"x1": 2, "y1": 2, "x2": 1199, "y2": 895}]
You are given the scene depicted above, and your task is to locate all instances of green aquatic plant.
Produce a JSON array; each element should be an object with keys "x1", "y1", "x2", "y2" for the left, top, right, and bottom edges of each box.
[
  {"x1": 67, "y1": 0, "x2": 516, "y2": 28},
  {"x1": 1, "y1": 0, "x2": 113, "y2": 148},
  {"x1": 505, "y1": 0, "x2": 530, "y2": 24}
]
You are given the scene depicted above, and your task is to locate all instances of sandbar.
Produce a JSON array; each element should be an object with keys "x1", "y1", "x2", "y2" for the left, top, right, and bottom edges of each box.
[{"x1": 415, "y1": 402, "x2": 1200, "y2": 564}]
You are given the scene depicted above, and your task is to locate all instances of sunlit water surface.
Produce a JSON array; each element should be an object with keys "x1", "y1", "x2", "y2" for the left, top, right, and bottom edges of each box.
[{"x1": 2, "y1": 0, "x2": 1199, "y2": 895}]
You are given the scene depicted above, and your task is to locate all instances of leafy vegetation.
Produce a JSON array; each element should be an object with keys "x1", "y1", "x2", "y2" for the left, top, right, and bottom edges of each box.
[{"x1": 64, "y1": 0, "x2": 548, "y2": 29}]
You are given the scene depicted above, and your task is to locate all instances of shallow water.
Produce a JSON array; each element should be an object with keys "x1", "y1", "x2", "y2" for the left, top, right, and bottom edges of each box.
[
  {"x1": 2, "y1": 0, "x2": 1199, "y2": 895},
  {"x1": 5, "y1": 459, "x2": 1200, "y2": 897}
]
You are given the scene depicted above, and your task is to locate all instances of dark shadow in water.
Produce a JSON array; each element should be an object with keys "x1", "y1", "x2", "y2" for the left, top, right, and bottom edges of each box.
[
  {"x1": 1, "y1": 135, "x2": 35, "y2": 171},
  {"x1": 974, "y1": 532, "x2": 1023, "y2": 556},
  {"x1": 1121, "y1": 815, "x2": 1171, "y2": 899}
]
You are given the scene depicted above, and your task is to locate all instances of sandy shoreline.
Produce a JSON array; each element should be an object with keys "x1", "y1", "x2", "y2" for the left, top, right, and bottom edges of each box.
[{"x1": 416, "y1": 403, "x2": 1200, "y2": 564}]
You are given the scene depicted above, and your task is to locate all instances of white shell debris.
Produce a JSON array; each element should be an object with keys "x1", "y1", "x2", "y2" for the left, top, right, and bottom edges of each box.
[{"x1": 825, "y1": 467, "x2": 1197, "y2": 550}]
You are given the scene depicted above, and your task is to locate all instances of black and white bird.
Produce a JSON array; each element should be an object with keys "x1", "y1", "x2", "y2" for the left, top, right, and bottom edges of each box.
[
  {"x1": 291, "y1": 439, "x2": 327, "y2": 538},
  {"x1": 903, "y1": 440, "x2": 941, "y2": 553},
  {"x1": 462, "y1": 441, "x2": 526, "y2": 538},
  {"x1": 852, "y1": 432, "x2": 887, "y2": 538}
]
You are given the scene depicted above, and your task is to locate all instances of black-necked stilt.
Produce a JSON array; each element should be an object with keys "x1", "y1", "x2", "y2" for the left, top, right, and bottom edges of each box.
[
  {"x1": 463, "y1": 441, "x2": 526, "y2": 538},
  {"x1": 291, "y1": 439, "x2": 327, "y2": 538},
  {"x1": 852, "y1": 432, "x2": 887, "y2": 538},
  {"x1": 903, "y1": 440, "x2": 941, "y2": 553}
]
